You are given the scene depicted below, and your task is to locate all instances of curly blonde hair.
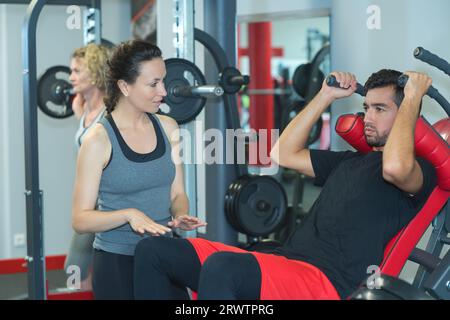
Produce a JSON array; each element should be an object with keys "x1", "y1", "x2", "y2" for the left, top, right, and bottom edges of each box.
[{"x1": 72, "y1": 43, "x2": 111, "y2": 92}]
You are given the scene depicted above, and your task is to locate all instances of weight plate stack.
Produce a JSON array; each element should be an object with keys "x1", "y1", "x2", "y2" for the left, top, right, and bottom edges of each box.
[{"x1": 225, "y1": 175, "x2": 287, "y2": 237}]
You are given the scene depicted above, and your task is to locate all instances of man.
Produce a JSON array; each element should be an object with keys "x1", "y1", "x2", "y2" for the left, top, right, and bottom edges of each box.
[{"x1": 133, "y1": 69, "x2": 436, "y2": 300}]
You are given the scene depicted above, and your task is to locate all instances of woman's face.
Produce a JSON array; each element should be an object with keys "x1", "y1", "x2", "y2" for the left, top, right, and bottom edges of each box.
[
  {"x1": 69, "y1": 57, "x2": 95, "y2": 94},
  {"x1": 124, "y1": 58, "x2": 167, "y2": 114}
]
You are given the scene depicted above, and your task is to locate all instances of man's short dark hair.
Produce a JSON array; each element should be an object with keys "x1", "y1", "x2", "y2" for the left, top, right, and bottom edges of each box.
[{"x1": 364, "y1": 69, "x2": 404, "y2": 107}]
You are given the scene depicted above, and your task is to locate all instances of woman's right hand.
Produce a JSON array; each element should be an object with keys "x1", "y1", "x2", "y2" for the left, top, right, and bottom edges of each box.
[{"x1": 125, "y1": 209, "x2": 172, "y2": 236}]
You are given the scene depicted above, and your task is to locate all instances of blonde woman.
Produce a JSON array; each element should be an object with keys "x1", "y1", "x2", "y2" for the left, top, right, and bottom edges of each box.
[
  {"x1": 70, "y1": 43, "x2": 110, "y2": 148},
  {"x1": 65, "y1": 43, "x2": 110, "y2": 291}
]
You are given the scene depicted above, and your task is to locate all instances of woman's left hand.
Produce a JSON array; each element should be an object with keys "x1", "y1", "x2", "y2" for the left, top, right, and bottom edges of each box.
[{"x1": 168, "y1": 215, "x2": 207, "y2": 231}]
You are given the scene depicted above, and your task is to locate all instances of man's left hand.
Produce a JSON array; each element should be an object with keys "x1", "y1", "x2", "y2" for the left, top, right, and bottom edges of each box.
[{"x1": 403, "y1": 71, "x2": 432, "y2": 100}]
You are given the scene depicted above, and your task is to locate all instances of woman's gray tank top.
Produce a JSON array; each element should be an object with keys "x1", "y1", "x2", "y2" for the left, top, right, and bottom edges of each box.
[
  {"x1": 74, "y1": 107, "x2": 105, "y2": 149},
  {"x1": 93, "y1": 113, "x2": 176, "y2": 255}
]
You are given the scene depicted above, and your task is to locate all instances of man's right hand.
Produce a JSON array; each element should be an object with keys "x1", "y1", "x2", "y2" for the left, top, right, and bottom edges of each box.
[
  {"x1": 319, "y1": 71, "x2": 358, "y2": 101},
  {"x1": 125, "y1": 208, "x2": 172, "y2": 236}
]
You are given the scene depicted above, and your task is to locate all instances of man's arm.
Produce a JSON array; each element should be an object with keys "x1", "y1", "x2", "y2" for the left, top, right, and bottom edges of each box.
[
  {"x1": 270, "y1": 72, "x2": 357, "y2": 177},
  {"x1": 382, "y1": 72, "x2": 432, "y2": 194}
]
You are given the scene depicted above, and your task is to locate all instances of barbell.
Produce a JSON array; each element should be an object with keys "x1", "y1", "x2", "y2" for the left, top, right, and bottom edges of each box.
[
  {"x1": 159, "y1": 58, "x2": 249, "y2": 123},
  {"x1": 37, "y1": 58, "x2": 249, "y2": 123}
]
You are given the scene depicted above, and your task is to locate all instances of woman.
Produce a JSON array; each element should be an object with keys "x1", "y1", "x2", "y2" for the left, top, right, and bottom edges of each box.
[
  {"x1": 65, "y1": 43, "x2": 110, "y2": 291},
  {"x1": 70, "y1": 43, "x2": 109, "y2": 148},
  {"x1": 71, "y1": 40, "x2": 206, "y2": 300}
]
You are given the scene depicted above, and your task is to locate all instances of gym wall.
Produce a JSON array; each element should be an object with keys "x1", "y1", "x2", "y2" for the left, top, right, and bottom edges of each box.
[
  {"x1": 331, "y1": 0, "x2": 450, "y2": 151},
  {"x1": 0, "y1": 0, "x2": 131, "y2": 260}
]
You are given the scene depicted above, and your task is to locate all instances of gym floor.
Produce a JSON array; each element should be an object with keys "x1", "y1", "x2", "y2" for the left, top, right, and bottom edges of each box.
[{"x1": 0, "y1": 271, "x2": 66, "y2": 300}]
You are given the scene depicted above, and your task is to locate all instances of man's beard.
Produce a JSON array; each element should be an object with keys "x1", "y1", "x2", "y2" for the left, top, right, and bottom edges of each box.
[{"x1": 364, "y1": 126, "x2": 388, "y2": 147}]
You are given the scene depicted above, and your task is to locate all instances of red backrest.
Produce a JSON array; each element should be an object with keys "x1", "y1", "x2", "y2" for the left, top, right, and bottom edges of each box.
[
  {"x1": 335, "y1": 113, "x2": 372, "y2": 153},
  {"x1": 335, "y1": 114, "x2": 450, "y2": 276}
]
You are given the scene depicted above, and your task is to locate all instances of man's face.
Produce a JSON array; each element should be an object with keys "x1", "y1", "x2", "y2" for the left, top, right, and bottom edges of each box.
[{"x1": 363, "y1": 86, "x2": 399, "y2": 150}]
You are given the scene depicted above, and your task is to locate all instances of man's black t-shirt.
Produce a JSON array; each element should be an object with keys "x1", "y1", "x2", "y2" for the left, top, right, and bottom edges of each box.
[{"x1": 274, "y1": 150, "x2": 437, "y2": 299}]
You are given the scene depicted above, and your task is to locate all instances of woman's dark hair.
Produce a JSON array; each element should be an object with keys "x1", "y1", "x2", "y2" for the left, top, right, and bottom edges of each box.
[
  {"x1": 104, "y1": 40, "x2": 162, "y2": 113},
  {"x1": 364, "y1": 69, "x2": 404, "y2": 107}
]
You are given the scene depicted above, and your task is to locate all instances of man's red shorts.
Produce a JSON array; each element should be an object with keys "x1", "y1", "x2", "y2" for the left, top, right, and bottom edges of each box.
[{"x1": 187, "y1": 238, "x2": 340, "y2": 300}]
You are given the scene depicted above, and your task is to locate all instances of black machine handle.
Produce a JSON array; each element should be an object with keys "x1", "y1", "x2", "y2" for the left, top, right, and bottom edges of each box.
[
  {"x1": 325, "y1": 75, "x2": 365, "y2": 96},
  {"x1": 397, "y1": 74, "x2": 450, "y2": 117},
  {"x1": 414, "y1": 47, "x2": 450, "y2": 77}
]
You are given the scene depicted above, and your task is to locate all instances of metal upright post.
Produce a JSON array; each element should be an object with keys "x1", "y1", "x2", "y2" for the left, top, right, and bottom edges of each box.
[
  {"x1": 83, "y1": 1, "x2": 102, "y2": 45},
  {"x1": 21, "y1": 0, "x2": 103, "y2": 300},
  {"x1": 22, "y1": 0, "x2": 47, "y2": 300},
  {"x1": 202, "y1": 0, "x2": 239, "y2": 245},
  {"x1": 173, "y1": 0, "x2": 198, "y2": 238}
]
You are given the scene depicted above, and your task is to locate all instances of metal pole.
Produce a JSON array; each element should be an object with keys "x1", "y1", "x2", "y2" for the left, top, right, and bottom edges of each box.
[
  {"x1": 21, "y1": 0, "x2": 103, "y2": 300},
  {"x1": 203, "y1": 0, "x2": 239, "y2": 245},
  {"x1": 83, "y1": 0, "x2": 101, "y2": 45},
  {"x1": 173, "y1": 0, "x2": 198, "y2": 238},
  {"x1": 22, "y1": 0, "x2": 46, "y2": 300}
]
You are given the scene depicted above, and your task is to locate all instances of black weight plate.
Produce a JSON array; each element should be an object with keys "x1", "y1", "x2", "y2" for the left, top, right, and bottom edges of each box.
[
  {"x1": 159, "y1": 58, "x2": 206, "y2": 124},
  {"x1": 224, "y1": 175, "x2": 251, "y2": 232},
  {"x1": 225, "y1": 178, "x2": 243, "y2": 230},
  {"x1": 225, "y1": 182, "x2": 238, "y2": 227},
  {"x1": 304, "y1": 69, "x2": 324, "y2": 103},
  {"x1": 292, "y1": 63, "x2": 312, "y2": 98},
  {"x1": 304, "y1": 44, "x2": 329, "y2": 102},
  {"x1": 232, "y1": 175, "x2": 253, "y2": 230},
  {"x1": 234, "y1": 176, "x2": 287, "y2": 237},
  {"x1": 219, "y1": 67, "x2": 242, "y2": 94},
  {"x1": 235, "y1": 176, "x2": 286, "y2": 236},
  {"x1": 281, "y1": 100, "x2": 322, "y2": 146},
  {"x1": 37, "y1": 66, "x2": 74, "y2": 119}
]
